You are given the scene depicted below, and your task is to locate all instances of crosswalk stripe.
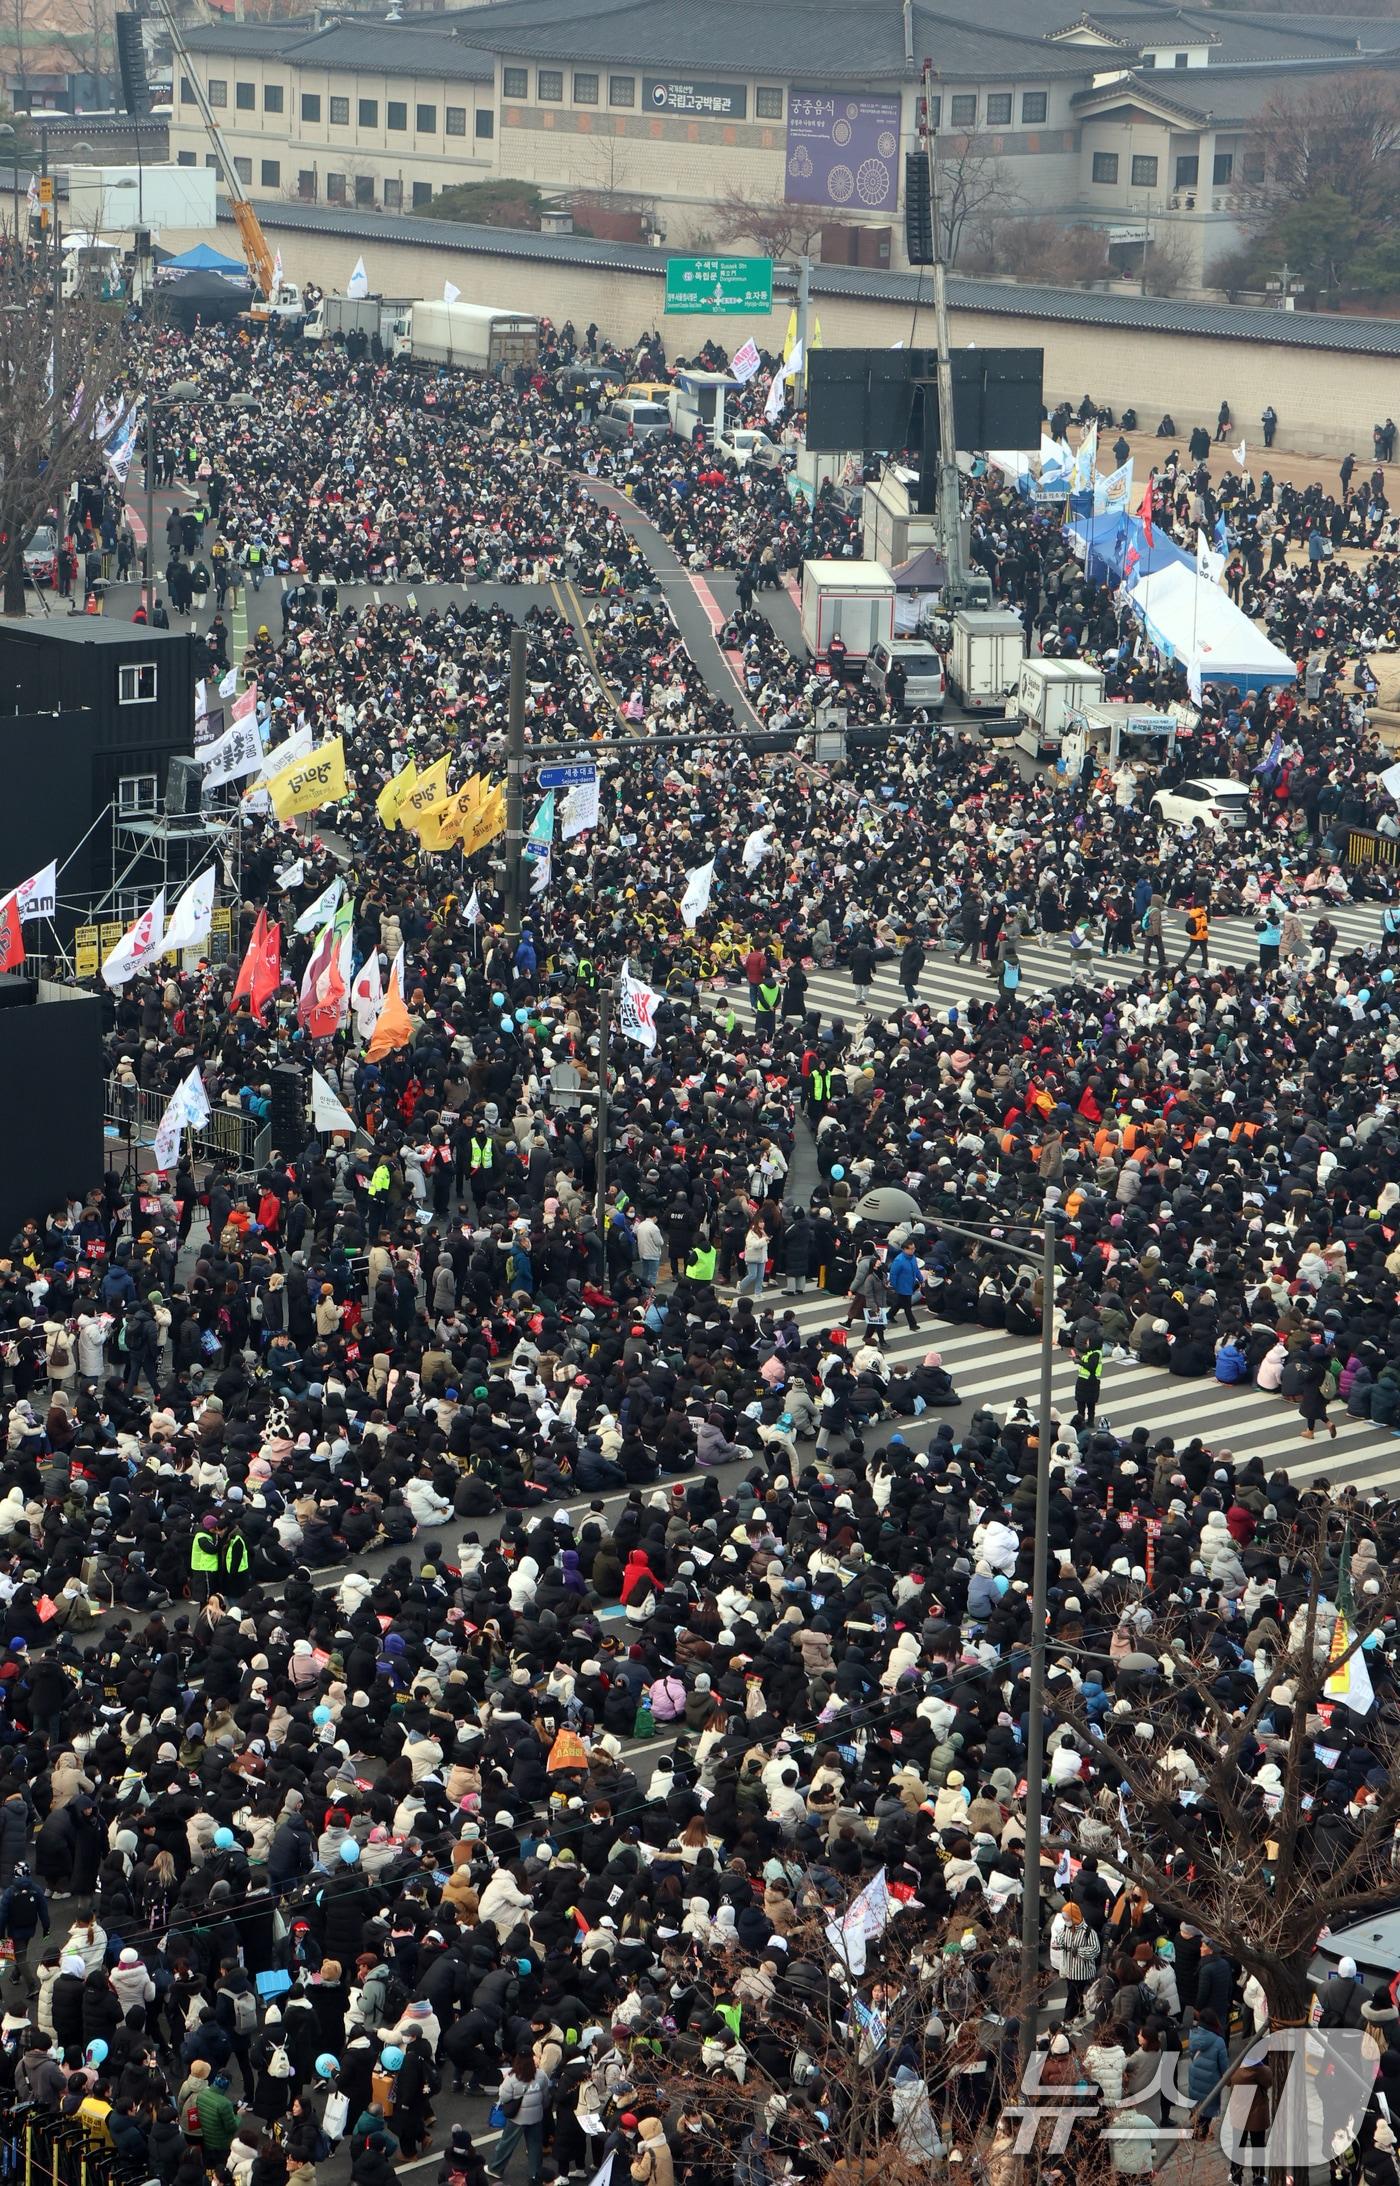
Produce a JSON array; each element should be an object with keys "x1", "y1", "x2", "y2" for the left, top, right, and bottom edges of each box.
[
  {"x1": 724, "y1": 904, "x2": 1387, "y2": 1026},
  {"x1": 753, "y1": 1283, "x2": 1400, "y2": 1497}
]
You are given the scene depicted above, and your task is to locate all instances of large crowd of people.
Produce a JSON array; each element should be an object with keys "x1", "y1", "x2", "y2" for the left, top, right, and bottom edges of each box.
[{"x1": 8, "y1": 305, "x2": 1400, "y2": 2186}]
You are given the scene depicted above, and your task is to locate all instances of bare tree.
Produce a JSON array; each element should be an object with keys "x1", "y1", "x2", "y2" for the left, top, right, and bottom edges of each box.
[
  {"x1": 968, "y1": 214, "x2": 1109, "y2": 289},
  {"x1": 934, "y1": 136, "x2": 1019, "y2": 265},
  {"x1": 1141, "y1": 222, "x2": 1196, "y2": 296},
  {"x1": 0, "y1": 251, "x2": 146, "y2": 614},
  {"x1": 1051, "y1": 1515, "x2": 1400, "y2": 2028},
  {"x1": 713, "y1": 185, "x2": 829, "y2": 260},
  {"x1": 1249, "y1": 71, "x2": 1400, "y2": 228}
]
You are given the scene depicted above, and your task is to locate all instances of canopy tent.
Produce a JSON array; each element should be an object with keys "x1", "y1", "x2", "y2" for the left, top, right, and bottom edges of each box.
[
  {"x1": 891, "y1": 545, "x2": 948, "y2": 632},
  {"x1": 162, "y1": 242, "x2": 246, "y2": 275},
  {"x1": 1066, "y1": 506, "x2": 1193, "y2": 590},
  {"x1": 1126, "y1": 562, "x2": 1297, "y2": 691},
  {"x1": 158, "y1": 269, "x2": 251, "y2": 331}
]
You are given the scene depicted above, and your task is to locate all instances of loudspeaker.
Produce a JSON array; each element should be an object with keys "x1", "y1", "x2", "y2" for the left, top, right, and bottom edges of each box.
[
  {"x1": 904, "y1": 152, "x2": 933, "y2": 266},
  {"x1": 115, "y1": 12, "x2": 151, "y2": 118},
  {"x1": 167, "y1": 754, "x2": 203, "y2": 816},
  {"x1": 0, "y1": 976, "x2": 38, "y2": 1010},
  {"x1": 269, "y1": 1064, "x2": 305, "y2": 1157}
]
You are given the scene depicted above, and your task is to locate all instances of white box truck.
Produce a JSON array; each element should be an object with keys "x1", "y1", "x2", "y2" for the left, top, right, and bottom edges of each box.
[
  {"x1": 304, "y1": 294, "x2": 412, "y2": 347},
  {"x1": 948, "y1": 608, "x2": 1026, "y2": 712},
  {"x1": 1013, "y1": 658, "x2": 1106, "y2": 759},
  {"x1": 393, "y1": 301, "x2": 539, "y2": 374},
  {"x1": 800, "y1": 560, "x2": 897, "y2": 663}
]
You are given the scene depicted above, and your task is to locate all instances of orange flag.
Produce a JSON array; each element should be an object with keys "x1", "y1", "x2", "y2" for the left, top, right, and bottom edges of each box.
[
  {"x1": 365, "y1": 962, "x2": 412, "y2": 1061},
  {"x1": 547, "y1": 1727, "x2": 588, "y2": 1773},
  {"x1": 231, "y1": 907, "x2": 267, "y2": 1016}
]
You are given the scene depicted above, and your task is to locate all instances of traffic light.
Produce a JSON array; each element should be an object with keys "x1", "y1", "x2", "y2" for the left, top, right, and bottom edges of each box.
[
  {"x1": 905, "y1": 151, "x2": 934, "y2": 265},
  {"x1": 115, "y1": 12, "x2": 152, "y2": 117}
]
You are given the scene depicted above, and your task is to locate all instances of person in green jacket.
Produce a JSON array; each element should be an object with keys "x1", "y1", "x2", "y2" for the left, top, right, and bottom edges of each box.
[{"x1": 189, "y1": 2068, "x2": 239, "y2": 2158}]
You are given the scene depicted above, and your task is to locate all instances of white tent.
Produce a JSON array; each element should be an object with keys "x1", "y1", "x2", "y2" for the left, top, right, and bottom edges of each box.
[{"x1": 1127, "y1": 563, "x2": 1296, "y2": 691}]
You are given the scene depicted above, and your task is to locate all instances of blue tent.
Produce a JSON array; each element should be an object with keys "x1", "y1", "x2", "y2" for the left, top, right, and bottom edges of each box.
[
  {"x1": 1066, "y1": 507, "x2": 1193, "y2": 590},
  {"x1": 163, "y1": 243, "x2": 246, "y2": 275}
]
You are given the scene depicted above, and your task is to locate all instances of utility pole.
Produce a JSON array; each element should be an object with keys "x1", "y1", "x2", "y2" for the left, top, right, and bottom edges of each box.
[
  {"x1": 919, "y1": 60, "x2": 980, "y2": 609},
  {"x1": 593, "y1": 966, "x2": 618, "y2": 1258},
  {"x1": 794, "y1": 249, "x2": 811, "y2": 396},
  {"x1": 1018, "y1": 1217, "x2": 1059, "y2": 2063},
  {"x1": 504, "y1": 624, "x2": 527, "y2": 948}
]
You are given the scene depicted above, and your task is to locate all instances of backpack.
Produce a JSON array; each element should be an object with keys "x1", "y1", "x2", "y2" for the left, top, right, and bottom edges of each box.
[
  {"x1": 380, "y1": 1971, "x2": 409, "y2": 2023},
  {"x1": 266, "y1": 2042, "x2": 292, "y2": 2081},
  {"x1": 221, "y1": 1985, "x2": 257, "y2": 2036}
]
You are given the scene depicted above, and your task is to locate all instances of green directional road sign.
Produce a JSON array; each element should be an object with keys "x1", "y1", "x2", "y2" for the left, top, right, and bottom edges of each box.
[{"x1": 664, "y1": 255, "x2": 774, "y2": 315}]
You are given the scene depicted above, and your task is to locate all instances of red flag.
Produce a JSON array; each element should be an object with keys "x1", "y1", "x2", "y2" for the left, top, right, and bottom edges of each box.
[
  {"x1": 230, "y1": 908, "x2": 267, "y2": 1016},
  {"x1": 249, "y1": 920, "x2": 282, "y2": 1025},
  {"x1": 0, "y1": 893, "x2": 22, "y2": 973},
  {"x1": 1141, "y1": 477, "x2": 1155, "y2": 547},
  {"x1": 299, "y1": 924, "x2": 345, "y2": 1040}
]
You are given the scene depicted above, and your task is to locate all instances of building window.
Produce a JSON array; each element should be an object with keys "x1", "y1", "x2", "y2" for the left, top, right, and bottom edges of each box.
[
  {"x1": 329, "y1": 95, "x2": 349, "y2": 124},
  {"x1": 412, "y1": 179, "x2": 432, "y2": 206},
  {"x1": 264, "y1": 82, "x2": 283, "y2": 112},
  {"x1": 233, "y1": 155, "x2": 252, "y2": 182},
  {"x1": 1092, "y1": 150, "x2": 1118, "y2": 183},
  {"x1": 1021, "y1": 90, "x2": 1046, "y2": 123},
  {"x1": 354, "y1": 173, "x2": 374, "y2": 204},
  {"x1": 502, "y1": 65, "x2": 527, "y2": 98},
  {"x1": 260, "y1": 158, "x2": 280, "y2": 186},
  {"x1": 1242, "y1": 150, "x2": 1264, "y2": 183},
  {"x1": 445, "y1": 103, "x2": 465, "y2": 133},
  {"x1": 475, "y1": 109, "x2": 493, "y2": 138},
  {"x1": 301, "y1": 92, "x2": 320, "y2": 121},
  {"x1": 1213, "y1": 150, "x2": 1233, "y2": 184},
  {"x1": 207, "y1": 77, "x2": 227, "y2": 106},
  {"x1": 755, "y1": 85, "x2": 783, "y2": 119},
  {"x1": 926, "y1": 94, "x2": 940, "y2": 126},
  {"x1": 298, "y1": 169, "x2": 317, "y2": 199},
  {"x1": 1141, "y1": 51, "x2": 1155, "y2": 66},
  {"x1": 359, "y1": 96, "x2": 378, "y2": 126},
  {"x1": 985, "y1": 92, "x2": 1011, "y2": 126},
  {"x1": 117, "y1": 772, "x2": 157, "y2": 813},
  {"x1": 1175, "y1": 154, "x2": 1198, "y2": 187},
  {"x1": 235, "y1": 79, "x2": 254, "y2": 109},
  {"x1": 387, "y1": 99, "x2": 407, "y2": 129},
  {"x1": 177, "y1": 148, "x2": 194, "y2": 165},
  {"x1": 949, "y1": 93, "x2": 976, "y2": 126},
  {"x1": 326, "y1": 170, "x2": 346, "y2": 202},
  {"x1": 117, "y1": 665, "x2": 157, "y2": 707},
  {"x1": 573, "y1": 71, "x2": 598, "y2": 104},
  {"x1": 416, "y1": 102, "x2": 436, "y2": 131},
  {"x1": 179, "y1": 74, "x2": 193, "y2": 101},
  {"x1": 1131, "y1": 153, "x2": 1157, "y2": 187},
  {"x1": 383, "y1": 177, "x2": 402, "y2": 208},
  {"x1": 537, "y1": 68, "x2": 562, "y2": 100},
  {"x1": 204, "y1": 153, "x2": 218, "y2": 168},
  {"x1": 1174, "y1": 50, "x2": 1188, "y2": 65},
  {"x1": 609, "y1": 74, "x2": 635, "y2": 106}
]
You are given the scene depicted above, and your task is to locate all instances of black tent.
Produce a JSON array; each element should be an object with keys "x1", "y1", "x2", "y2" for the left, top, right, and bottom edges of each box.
[{"x1": 159, "y1": 270, "x2": 250, "y2": 332}]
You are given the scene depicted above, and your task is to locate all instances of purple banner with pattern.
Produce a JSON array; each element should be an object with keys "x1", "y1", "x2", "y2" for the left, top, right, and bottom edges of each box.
[{"x1": 785, "y1": 88, "x2": 902, "y2": 210}]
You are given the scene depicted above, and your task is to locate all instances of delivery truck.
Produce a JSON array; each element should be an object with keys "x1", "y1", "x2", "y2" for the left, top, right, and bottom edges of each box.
[
  {"x1": 393, "y1": 301, "x2": 539, "y2": 374},
  {"x1": 948, "y1": 608, "x2": 1026, "y2": 712},
  {"x1": 1013, "y1": 658, "x2": 1106, "y2": 759},
  {"x1": 303, "y1": 293, "x2": 412, "y2": 347},
  {"x1": 1073, "y1": 701, "x2": 1178, "y2": 770},
  {"x1": 800, "y1": 560, "x2": 897, "y2": 664}
]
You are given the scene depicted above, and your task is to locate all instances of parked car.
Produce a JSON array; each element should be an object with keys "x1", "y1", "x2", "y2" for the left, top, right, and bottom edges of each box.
[
  {"x1": 715, "y1": 427, "x2": 783, "y2": 471},
  {"x1": 1148, "y1": 776, "x2": 1251, "y2": 831},
  {"x1": 594, "y1": 398, "x2": 672, "y2": 445},
  {"x1": 864, "y1": 637, "x2": 946, "y2": 713},
  {"x1": 23, "y1": 524, "x2": 58, "y2": 586}
]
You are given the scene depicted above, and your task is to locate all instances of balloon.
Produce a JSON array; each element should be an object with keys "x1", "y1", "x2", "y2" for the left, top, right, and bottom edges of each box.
[
  {"x1": 86, "y1": 2042, "x2": 108, "y2": 2065},
  {"x1": 213, "y1": 1827, "x2": 235, "y2": 1849},
  {"x1": 515, "y1": 1007, "x2": 529, "y2": 1024},
  {"x1": 315, "y1": 2055, "x2": 339, "y2": 2080},
  {"x1": 1385, "y1": 970, "x2": 1396, "y2": 986},
  {"x1": 313, "y1": 1705, "x2": 332, "y2": 1725},
  {"x1": 830, "y1": 1164, "x2": 845, "y2": 1180},
  {"x1": 380, "y1": 2047, "x2": 404, "y2": 2073},
  {"x1": 491, "y1": 991, "x2": 505, "y2": 1008},
  {"x1": 500, "y1": 1014, "x2": 515, "y2": 1032},
  {"x1": 339, "y1": 1839, "x2": 360, "y2": 1865}
]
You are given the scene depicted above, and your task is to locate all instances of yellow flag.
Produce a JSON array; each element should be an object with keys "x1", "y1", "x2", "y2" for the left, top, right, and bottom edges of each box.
[
  {"x1": 376, "y1": 758, "x2": 417, "y2": 830},
  {"x1": 400, "y1": 754, "x2": 451, "y2": 835},
  {"x1": 431, "y1": 774, "x2": 490, "y2": 851},
  {"x1": 266, "y1": 735, "x2": 347, "y2": 822},
  {"x1": 459, "y1": 785, "x2": 506, "y2": 859}
]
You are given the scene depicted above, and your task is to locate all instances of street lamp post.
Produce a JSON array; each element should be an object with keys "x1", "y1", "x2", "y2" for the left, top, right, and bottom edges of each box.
[{"x1": 144, "y1": 378, "x2": 199, "y2": 615}]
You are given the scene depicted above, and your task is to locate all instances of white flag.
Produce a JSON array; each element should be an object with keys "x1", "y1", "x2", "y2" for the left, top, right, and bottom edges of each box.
[
  {"x1": 464, "y1": 888, "x2": 482, "y2": 925},
  {"x1": 1186, "y1": 653, "x2": 1204, "y2": 706},
  {"x1": 152, "y1": 1102, "x2": 183, "y2": 1175},
  {"x1": 161, "y1": 867, "x2": 216, "y2": 955},
  {"x1": 275, "y1": 858, "x2": 305, "y2": 892},
  {"x1": 294, "y1": 874, "x2": 343, "y2": 935},
  {"x1": 443, "y1": 279, "x2": 461, "y2": 304},
  {"x1": 618, "y1": 959, "x2": 663, "y2": 1053},
  {"x1": 679, "y1": 858, "x2": 715, "y2": 930},
  {"x1": 174, "y1": 1066, "x2": 211, "y2": 1129},
  {"x1": 1381, "y1": 760, "x2": 1400, "y2": 807},
  {"x1": 764, "y1": 372, "x2": 787, "y2": 427},
  {"x1": 311, "y1": 1067, "x2": 356, "y2": 1134},
  {"x1": 731, "y1": 337, "x2": 761, "y2": 384},
  {"x1": 1326, "y1": 1612, "x2": 1376, "y2": 1716},
  {"x1": 346, "y1": 257, "x2": 369, "y2": 300},
  {"x1": 529, "y1": 846, "x2": 551, "y2": 897},
  {"x1": 1094, "y1": 459, "x2": 1132, "y2": 513},
  {"x1": 351, "y1": 948, "x2": 382, "y2": 1043},
  {"x1": 1069, "y1": 420, "x2": 1098, "y2": 495},
  {"x1": 1234, "y1": 438, "x2": 1248, "y2": 468},
  {"x1": 10, "y1": 861, "x2": 57, "y2": 924},
  {"x1": 824, "y1": 1866, "x2": 895, "y2": 1977},
  {"x1": 201, "y1": 715, "x2": 267, "y2": 790},
  {"x1": 218, "y1": 664, "x2": 238, "y2": 699},
  {"x1": 741, "y1": 824, "x2": 773, "y2": 875},
  {"x1": 272, "y1": 248, "x2": 284, "y2": 292},
  {"x1": 1195, "y1": 529, "x2": 1226, "y2": 585},
  {"x1": 561, "y1": 774, "x2": 600, "y2": 841},
  {"x1": 782, "y1": 336, "x2": 804, "y2": 381},
  {"x1": 101, "y1": 889, "x2": 165, "y2": 989}
]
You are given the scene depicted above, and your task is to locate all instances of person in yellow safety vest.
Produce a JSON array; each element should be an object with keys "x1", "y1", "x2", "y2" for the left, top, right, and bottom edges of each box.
[
  {"x1": 471, "y1": 1134, "x2": 494, "y2": 1174},
  {"x1": 806, "y1": 1066, "x2": 831, "y2": 1117},
  {"x1": 367, "y1": 1160, "x2": 391, "y2": 1205},
  {"x1": 190, "y1": 1519, "x2": 220, "y2": 1599},
  {"x1": 684, "y1": 1241, "x2": 717, "y2": 1284},
  {"x1": 754, "y1": 977, "x2": 780, "y2": 1030}
]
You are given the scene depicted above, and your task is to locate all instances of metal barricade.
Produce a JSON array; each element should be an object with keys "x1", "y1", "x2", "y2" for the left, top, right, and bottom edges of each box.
[
  {"x1": 0, "y1": 2107, "x2": 134, "y2": 2186},
  {"x1": 103, "y1": 1074, "x2": 272, "y2": 1174}
]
